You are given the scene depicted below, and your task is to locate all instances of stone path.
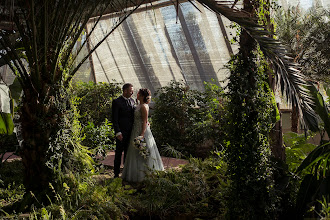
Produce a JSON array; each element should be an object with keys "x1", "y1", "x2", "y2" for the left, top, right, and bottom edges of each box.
[
  {"x1": 101, "y1": 151, "x2": 188, "y2": 169},
  {"x1": 1, "y1": 152, "x2": 20, "y2": 162},
  {"x1": 1, "y1": 151, "x2": 188, "y2": 169}
]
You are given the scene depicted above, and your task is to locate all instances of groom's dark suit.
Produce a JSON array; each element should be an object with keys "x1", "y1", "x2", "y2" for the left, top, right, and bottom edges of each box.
[{"x1": 112, "y1": 96, "x2": 135, "y2": 177}]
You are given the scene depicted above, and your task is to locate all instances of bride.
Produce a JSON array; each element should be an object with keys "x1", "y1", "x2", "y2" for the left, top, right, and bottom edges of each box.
[{"x1": 122, "y1": 88, "x2": 164, "y2": 182}]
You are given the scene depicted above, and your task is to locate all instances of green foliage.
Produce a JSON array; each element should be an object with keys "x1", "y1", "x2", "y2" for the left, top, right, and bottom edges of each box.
[
  {"x1": 0, "y1": 183, "x2": 25, "y2": 209},
  {"x1": 0, "y1": 161, "x2": 25, "y2": 210},
  {"x1": 312, "y1": 196, "x2": 330, "y2": 219},
  {"x1": 224, "y1": 52, "x2": 277, "y2": 219},
  {"x1": 0, "y1": 133, "x2": 18, "y2": 154},
  {"x1": 81, "y1": 119, "x2": 116, "y2": 159},
  {"x1": 72, "y1": 81, "x2": 121, "y2": 127},
  {"x1": 284, "y1": 132, "x2": 316, "y2": 172},
  {"x1": 292, "y1": 84, "x2": 330, "y2": 218},
  {"x1": 48, "y1": 94, "x2": 95, "y2": 177},
  {"x1": 27, "y1": 175, "x2": 135, "y2": 219},
  {"x1": 0, "y1": 84, "x2": 15, "y2": 135},
  {"x1": 131, "y1": 154, "x2": 228, "y2": 219},
  {"x1": 0, "y1": 160, "x2": 24, "y2": 188},
  {"x1": 306, "y1": 83, "x2": 330, "y2": 138},
  {"x1": 69, "y1": 82, "x2": 120, "y2": 160},
  {"x1": 324, "y1": 84, "x2": 330, "y2": 104},
  {"x1": 152, "y1": 80, "x2": 226, "y2": 158},
  {"x1": 0, "y1": 113, "x2": 14, "y2": 135},
  {"x1": 275, "y1": 7, "x2": 330, "y2": 83}
]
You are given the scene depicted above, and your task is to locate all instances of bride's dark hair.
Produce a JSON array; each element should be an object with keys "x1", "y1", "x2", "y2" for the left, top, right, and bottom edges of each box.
[{"x1": 138, "y1": 88, "x2": 151, "y2": 104}]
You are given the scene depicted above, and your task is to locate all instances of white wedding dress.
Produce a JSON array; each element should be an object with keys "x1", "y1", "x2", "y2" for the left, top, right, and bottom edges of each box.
[{"x1": 122, "y1": 104, "x2": 164, "y2": 182}]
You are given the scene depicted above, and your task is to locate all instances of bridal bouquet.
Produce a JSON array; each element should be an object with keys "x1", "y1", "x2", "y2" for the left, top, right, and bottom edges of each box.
[{"x1": 133, "y1": 136, "x2": 149, "y2": 159}]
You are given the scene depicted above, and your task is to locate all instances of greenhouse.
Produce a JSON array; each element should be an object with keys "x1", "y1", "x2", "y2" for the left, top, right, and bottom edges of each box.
[{"x1": 0, "y1": 0, "x2": 329, "y2": 219}]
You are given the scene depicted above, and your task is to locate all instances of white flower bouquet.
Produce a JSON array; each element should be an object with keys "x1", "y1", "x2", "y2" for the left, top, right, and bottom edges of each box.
[{"x1": 133, "y1": 136, "x2": 149, "y2": 159}]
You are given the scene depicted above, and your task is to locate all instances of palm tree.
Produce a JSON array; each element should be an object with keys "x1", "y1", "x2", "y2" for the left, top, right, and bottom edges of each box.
[
  {"x1": 195, "y1": 0, "x2": 318, "y2": 130},
  {"x1": 0, "y1": 0, "x2": 146, "y2": 196},
  {"x1": 0, "y1": 0, "x2": 318, "y2": 198}
]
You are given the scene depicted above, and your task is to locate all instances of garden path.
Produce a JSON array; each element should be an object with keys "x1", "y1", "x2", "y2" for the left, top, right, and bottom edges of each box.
[{"x1": 1, "y1": 151, "x2": 188, "y2": 169}]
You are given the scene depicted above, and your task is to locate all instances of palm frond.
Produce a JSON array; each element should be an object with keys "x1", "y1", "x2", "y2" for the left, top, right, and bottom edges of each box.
[
  {"x1": 195, "y1": 0, "x2": 319, "y2": 130},
  {"x1": 296, "y1": 142, "x2": 330, "y2": 175},
  {"x1": 0, "y1": 0, "x2": 319, "y2": 131},
  {"x1": 161, "y1": 144, "x2": 184, "y2": 159},
  {"x1": 0, "y1": 0, "x2": 146, "y2": 89},
  {"x1": 64, "y1": 0, "x2": 147, "y2": 85}
]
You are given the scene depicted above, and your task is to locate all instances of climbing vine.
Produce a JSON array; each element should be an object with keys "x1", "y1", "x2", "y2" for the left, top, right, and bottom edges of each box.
[{"x1": 224, "y1": 0, "x2": 280, "y2": 218}]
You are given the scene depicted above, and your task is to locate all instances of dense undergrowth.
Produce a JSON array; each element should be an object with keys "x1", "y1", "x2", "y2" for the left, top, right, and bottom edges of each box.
[
  {"x1": 1, "y1": 79, "x2": 330, "y2": 219},
  {"x1": 1, "y1": 78, "x2": 329, "y2": 219},
  {"x1": 0, "y1": 155, "x2": 230, "y2": 219}
]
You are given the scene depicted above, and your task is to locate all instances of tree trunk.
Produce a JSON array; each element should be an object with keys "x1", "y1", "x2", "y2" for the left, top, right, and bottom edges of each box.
[
  {"x1": 291, "y1": 105, "x2": 299, "y2": 133},
  {"x1": 19, "y1": 87, "x2": 58, "y2": 195},
  {"x1": 240, "y1": 0, "x2": 255, "y2": 55}
]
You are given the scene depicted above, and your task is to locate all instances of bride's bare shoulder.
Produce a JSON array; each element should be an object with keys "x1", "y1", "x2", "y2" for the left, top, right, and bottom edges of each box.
[{"x1": 140, "y1": 103, "x2": 149, "y2": 110}]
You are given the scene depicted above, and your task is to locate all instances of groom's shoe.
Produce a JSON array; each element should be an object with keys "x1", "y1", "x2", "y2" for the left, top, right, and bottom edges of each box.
[{"x1": 114, "y1": 174, "x2": 119, "y2": 178}]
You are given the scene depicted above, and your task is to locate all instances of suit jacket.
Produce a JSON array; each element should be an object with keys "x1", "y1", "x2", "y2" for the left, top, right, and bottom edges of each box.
[{"x1": 112, "y1": 96, "x2": 135, "y2": 138}]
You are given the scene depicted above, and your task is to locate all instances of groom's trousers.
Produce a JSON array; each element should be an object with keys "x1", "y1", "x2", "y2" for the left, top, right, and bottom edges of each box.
[{"x1": 114, "y1": 135, "x2": 130, "y2": 177}]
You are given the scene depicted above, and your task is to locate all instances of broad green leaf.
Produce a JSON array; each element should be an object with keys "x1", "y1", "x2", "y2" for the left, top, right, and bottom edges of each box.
[
  {"x1": 296, "y1": 142, "x2": 330, "y2": 174},
  {"x1": 0, "y1": 112, "x2": 14, "y2": 135},
  {"x1": 307, "y1": 83, "x2": 330, "y2": 136},
  {"x1": 0, "y1": 84, "x2": 14, "y2": 135}
]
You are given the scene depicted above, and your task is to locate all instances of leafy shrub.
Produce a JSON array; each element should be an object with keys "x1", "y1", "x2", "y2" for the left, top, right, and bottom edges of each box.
[
  {"x1": 284, "y1": 132, "x2": 316, "y2": 173},
  {"x1": 0, "y1": 160, "x2": 25, "y2": 210},
  {"x1": 0, "y1": 160, "x2": 24, "y2": 187},
  {"x1": 312, "y1": 196, "x2": 330, "y2": 219},
  {"x1": 71, "y1": 81, "x2": 121, "y2": 127},
  {"x1": 130, "y1": 153, "x2": 228, "y2": 219},
  {"x1": 151, "y1": 81, "x2": 226, "y2": 158},
  {"x1": 81, "y1": 119, "x2": 116, "y2": 158},
  {"x1": 71, "y1": 82, "x2": 120, "y2": 157},
  {"x1": 27, "y1": 176, "x2": 135, "y2": 219},
  {"x1": 0, "y1": 183, "x2": 25, "y2": 209},
  {"x1": 275, "y1": 7, "x2": 330, "y2": 83},
  {"x1": 0, "y1": 134, "x2": 19, "y2": 153},
  {"x1": 45, "y1": 88, "x2": 97, "y2": 180}
]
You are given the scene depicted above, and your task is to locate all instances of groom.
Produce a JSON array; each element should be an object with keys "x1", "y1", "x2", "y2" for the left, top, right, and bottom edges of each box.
[{"x1": 112, "y1": 83, "x2": 135, "y2": 178}]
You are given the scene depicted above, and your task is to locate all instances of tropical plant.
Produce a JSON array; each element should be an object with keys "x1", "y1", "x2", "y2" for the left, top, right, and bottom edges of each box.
[
  {"x1": 0, "y1": 160, "x2": 25, "y2": 213},
  {"x1": 0, "y1": 0, "x2": 319, "y2": 204},
  {"x1": 0, "y1": 0, "x2": 145, "y2": 198},
  {"x1": 225, "y1": 51, "x2": 278, "y2": 219},
  {"x1": 222, "y1": 0, "x2": 283, "y2": 218},
  {"x1": 71, "y1": 81, "x2": 121, "y2": 127},
  {"x1": 81, "y1": 119, "x2": 116, "y2": 159},
  {"x1": 152, "y1": 80, "x2": 225, "y2": 157},
  {"x1": 313, "y1": 197, "x2": 330, "y2": 219},
  {"x1": 293, "y1": 83, "x2": 330, "y2": 218},
  {"x1": 0, "y1": 84, "x2": 14, "y2": 136},
  {"x1": 275, "y1": 7, "x2": 330, "y2": 83},
  {"x1": 195, "y1": 0, "x2": 318, "y2": 132},
  {"x1": 21, "y1": 177, "x2": 135, "y2": 219},
  {"x1": 284, "y1": 132, "x2": 317, "y2": 172},
  {"x1": 131, "y1": 155, "x2": 228, "y2": 219},
  {"x1": 0, "y1": 83, "x2": 18, "y2": 170}
]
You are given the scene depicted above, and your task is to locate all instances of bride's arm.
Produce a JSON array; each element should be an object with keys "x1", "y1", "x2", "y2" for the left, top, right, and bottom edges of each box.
[{"x1": 140, "y1": 104, "x2": 149, "y2": 137}]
